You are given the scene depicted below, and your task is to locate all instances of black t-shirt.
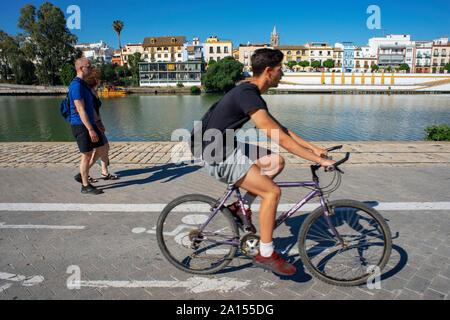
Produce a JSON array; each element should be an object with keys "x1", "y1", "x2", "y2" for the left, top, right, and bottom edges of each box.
[{"x1": 202, "y1": 82, "x2": 268, "y2": 164}]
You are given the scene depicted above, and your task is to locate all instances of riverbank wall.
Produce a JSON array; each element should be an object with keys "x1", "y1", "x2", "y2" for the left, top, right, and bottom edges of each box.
[
  {"x1": 1, "y1": 141, "x2": 449, "y2": 168},
  {"x1": 2, "y1": 72, "x2": 450, "y2": 95}
]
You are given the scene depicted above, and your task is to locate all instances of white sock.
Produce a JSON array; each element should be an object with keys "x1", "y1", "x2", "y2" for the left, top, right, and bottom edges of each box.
[
  {"x1": 259, "y1": 241, "x2": 274, "y2": 257},
  {"x1": 242, "y1": 192, "x2": 257, "y2": 208}
]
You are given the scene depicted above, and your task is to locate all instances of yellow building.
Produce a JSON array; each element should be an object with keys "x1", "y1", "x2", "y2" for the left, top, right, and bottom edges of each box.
[{"x1": 274, "y1": 45, "x2": 309, "y2": 71}]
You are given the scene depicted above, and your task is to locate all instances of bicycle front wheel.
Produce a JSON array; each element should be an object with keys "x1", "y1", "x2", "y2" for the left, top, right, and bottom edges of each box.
[
  {"x1": 156, "y1": 194, "x2": 239, "y2": 275},
  {"x1": 298, "y1": 199, "x2": 392, "y2": 286}
]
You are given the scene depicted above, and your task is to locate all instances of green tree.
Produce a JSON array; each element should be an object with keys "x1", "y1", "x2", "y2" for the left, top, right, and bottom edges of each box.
[
  {"x1": 59, "y1": 62, "x2": 76, "y2": 86},
  {"x1": 11, "y1": 56, "x2": 35, "y2": 84},
  {"x1": 371, "y1": 64, "x2": 379, "y2": 73},
  {"x1": 127, "y1": 52, "x2": 143, "y2": 81},
  {"x1": 444, "y1": 62, "x2": 450, "y2": 73},
  {"x1": 323, "y1": 59, "x2": 335, "y2": 71},
  {"x1": 112, "y1": 20, "x2": 124, "y2": 49},
  {"x1": 311, "y1": 60, "x2": 321, "y2": 70},
  {"x1": 100, "y1": 63, "x2": 117, "y2": 84},
  {"x1": 17, "y1": 2, "x2": 78, "y2": 85},
  {"x1": 201, "y1": 56, "x2": 244, "y2": 93},
  {"x1": 298, "y1": 60, "x2": 310, "y2": 71},
  {"x1": 286, "y1": 60, "x2": 297, "y2": 71},
  {"x1": 399, "y1": 63, "x2": 410, "y2": 72},
  {"x1": 0, "y1": 30, "x2": 20, "y2": 81}
]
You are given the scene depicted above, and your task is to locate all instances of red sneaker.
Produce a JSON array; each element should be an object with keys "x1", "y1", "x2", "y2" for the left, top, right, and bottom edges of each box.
[
  {"x1": 254, "y1": 251, "x2": 296, "y2": 276},
  {"x1": 226, "y1": 201, "x2": 257, "y2": 233}
]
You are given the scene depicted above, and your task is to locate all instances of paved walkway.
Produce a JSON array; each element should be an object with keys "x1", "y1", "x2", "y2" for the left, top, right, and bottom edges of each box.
[
  {"x1": 0, "y1": 142, "x2": 449, "y2": 300},
  {"x1": 1, "y1": 141, "x2": 449, "y2": 168}
]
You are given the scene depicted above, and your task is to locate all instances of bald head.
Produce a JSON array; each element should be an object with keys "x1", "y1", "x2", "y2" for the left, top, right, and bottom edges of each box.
[
  {"x1": 75, "y1": 58, "x2": 89, "y2": 72},
  {"x1": 75, "y1": 58, "x2": 91, "y2": 78}
]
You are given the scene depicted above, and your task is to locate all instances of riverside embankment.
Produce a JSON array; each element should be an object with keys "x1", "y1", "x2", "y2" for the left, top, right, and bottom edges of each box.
[{"x1": 1, "y1": 141, "x2": 449, "y2": 168}]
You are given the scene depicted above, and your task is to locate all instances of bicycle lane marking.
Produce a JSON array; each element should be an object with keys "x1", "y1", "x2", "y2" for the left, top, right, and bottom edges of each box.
[
  {"x1": 1, "y1": 202, "x2": 450, "y2": 212},
  {"x1": 68, "y1": 276, "x2": 254, "y2": 293}
]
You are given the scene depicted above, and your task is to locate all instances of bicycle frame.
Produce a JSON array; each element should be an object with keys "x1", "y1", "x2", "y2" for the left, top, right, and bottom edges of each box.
[{"x1": 195, "y1": 167, "x2": 345, "y2": 247}]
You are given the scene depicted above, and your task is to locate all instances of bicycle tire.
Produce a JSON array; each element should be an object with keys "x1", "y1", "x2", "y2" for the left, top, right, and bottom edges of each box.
[
  {"x1": 298, "y1": 199, "x2": 392, "y2": 287},
  {"x1": 156, "y1": 194, "x2": 239, "y2": 275}
]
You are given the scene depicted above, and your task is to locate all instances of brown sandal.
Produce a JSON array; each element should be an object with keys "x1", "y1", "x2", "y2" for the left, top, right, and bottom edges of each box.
[
  {"x1": 88, "y1": 176, "x2": 98, "y2": 183},
  {"x1": 101, "y1": 173, "x2": 118, "y2": 180}
]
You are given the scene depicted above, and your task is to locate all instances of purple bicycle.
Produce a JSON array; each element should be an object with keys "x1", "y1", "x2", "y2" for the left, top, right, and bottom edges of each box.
[{"x1": 157, "y1": 146, "x2": 392, "y2": 286}]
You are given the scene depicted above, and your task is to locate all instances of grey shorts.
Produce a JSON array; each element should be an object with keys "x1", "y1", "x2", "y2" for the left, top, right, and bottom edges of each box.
[
  {"x1": 202, "y1": 143, "x2": 254, "y2": 186},
  {"x1": 202, "y1": 142, "x2": 272, "y2": 185}
]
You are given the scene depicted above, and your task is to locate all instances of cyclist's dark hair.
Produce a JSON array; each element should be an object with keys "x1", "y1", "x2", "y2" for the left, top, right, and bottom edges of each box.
[{"x1": 251, "y1": 48, "x2": 284, "y2": 76}]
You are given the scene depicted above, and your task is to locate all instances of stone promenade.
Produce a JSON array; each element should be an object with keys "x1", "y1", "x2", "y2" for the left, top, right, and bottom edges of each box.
[
  {"x1": 0, "y1": 141, "x2": 449, "y2": 301},
  {"x1": 1, "y1": 141, "x2": 449, "y2": 168}
]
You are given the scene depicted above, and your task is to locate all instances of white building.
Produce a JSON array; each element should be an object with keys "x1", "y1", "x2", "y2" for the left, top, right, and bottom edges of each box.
[
  {"x1": 75, "y1": 40, "x2": 115, "y2": 63},
  {"x1": 413, "y1": 41, "x2": 432, "y2": 73},
  {"x1": 183, "y1": 37, "x2": 204, "y2": 62},
  {"x1": 367, "y1": 34, "x2": 413, "y2": 69},
  {"x1": 204, "y1": 36, "x2": 233, "y2": 62}
]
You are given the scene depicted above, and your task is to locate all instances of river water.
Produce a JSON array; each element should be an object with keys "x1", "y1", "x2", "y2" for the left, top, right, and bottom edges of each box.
[{"x1": 0, "y1": 94, "x2": 449, "y2": 142}]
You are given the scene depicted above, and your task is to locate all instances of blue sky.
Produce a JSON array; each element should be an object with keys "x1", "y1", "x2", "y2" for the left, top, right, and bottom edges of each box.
[{"x1": 1, "y1": 0, "x2": 449, "y2": 49}]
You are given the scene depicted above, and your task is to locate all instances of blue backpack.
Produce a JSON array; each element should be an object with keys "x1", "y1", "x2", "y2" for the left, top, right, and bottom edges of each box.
[{"x1": 59, "y1": 78, "x2": 91, "y2": 122}]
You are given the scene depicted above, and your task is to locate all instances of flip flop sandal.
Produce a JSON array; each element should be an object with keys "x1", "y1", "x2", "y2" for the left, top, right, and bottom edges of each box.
[
  {"x1": 88, "y1": 176, "x2": 98, "y2": 183},
  {"x1": 101, "y1": 173, "x2": 118, "y2": 180}
]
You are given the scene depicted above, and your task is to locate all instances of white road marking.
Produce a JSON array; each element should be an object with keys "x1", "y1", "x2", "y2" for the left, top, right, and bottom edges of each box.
[
  {"x1": 72, "y1": 276, "x2": 251, "y2": 293},
  {"x1": 0, "y1": 272, "x2": 44, "y2": 287},
  {"x1": 0, "y1": 222, "x2": 85, "y2": 230},
  {"x1": 0, "y1": 202, "x2": 449, "y2": 212}
]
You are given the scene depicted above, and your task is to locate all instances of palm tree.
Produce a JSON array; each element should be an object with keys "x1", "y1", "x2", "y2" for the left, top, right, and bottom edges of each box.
[{"x1": 112, "y1": 20, "x2": 124, "y2": 49}]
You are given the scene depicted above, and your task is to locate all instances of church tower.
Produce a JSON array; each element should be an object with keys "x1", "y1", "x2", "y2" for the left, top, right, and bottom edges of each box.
[{"x1": 270, "y1": 25, "x2": 279, "y2": 46}]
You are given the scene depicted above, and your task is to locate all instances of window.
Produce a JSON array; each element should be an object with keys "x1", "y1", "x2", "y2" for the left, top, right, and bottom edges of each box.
[
  {"x1": 217, "y1": 46, "x2": 221, "y2": 53},
  {"x1": 287, "y1": 51, "x2": 291, "y2": 55},
  {"x1": 296, "y1": 51, "x2": 300, "y2": 55},
  {"x1": 224, "y1": 47, "x2": 228, "y2": 53},
  {"x1": 209, "y1": 47, "x2": 214, "y2": 53},
  {"x1": 171, "y1": 38, "x2": 176, "y2": 44}
]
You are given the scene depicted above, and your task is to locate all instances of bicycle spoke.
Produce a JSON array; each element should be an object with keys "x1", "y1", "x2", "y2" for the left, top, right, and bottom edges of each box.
[
  {"x1": 300, "y1": 201, "x2": 391, "y2": 286},
  {"x1": 157, "y1": 196, "x2": 239, "y2": 274}
]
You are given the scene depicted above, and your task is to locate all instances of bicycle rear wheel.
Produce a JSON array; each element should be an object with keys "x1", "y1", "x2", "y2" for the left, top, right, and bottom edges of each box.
[
  {"x1": 156, "y1": 194, "x2": 239, "y2": 275},
  {"x1": 298, "y1": 199, "x2": 392, "y2": 286}
]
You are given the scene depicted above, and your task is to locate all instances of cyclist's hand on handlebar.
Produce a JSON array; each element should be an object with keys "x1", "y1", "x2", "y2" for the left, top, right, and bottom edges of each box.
[
  {"x1": 320, "y1": 158, "x2": 336, "y2": 170},
  {"x1": 312, "y1": 146, "x2": 328, "y2": 158}
]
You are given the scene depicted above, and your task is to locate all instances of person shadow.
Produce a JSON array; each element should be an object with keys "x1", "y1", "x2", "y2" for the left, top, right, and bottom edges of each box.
[{"x1": 98, "y1": 163, "x2": 203, "y2": 190}]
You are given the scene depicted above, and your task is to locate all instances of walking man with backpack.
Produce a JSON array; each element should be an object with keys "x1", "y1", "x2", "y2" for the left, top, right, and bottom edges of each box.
[
  {"x1": 69, "y1": 58, "x2": 107, "y2": 194},
  {"x1": 194, "y1": 49, "x2": 335, "y2": 276}
]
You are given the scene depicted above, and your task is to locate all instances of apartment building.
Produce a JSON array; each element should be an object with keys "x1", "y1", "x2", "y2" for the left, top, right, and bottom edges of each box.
[
  {"x1": 307, "y1": 43, "x2": 333, "y2": 63},
  {"x1": 182, "y1": 37, "x2": 205, "y2": 62},
  {"x1": 121, "y1": 43, "x2": 144, "y2": 66},
  {"x1": 204, "y1": 36, "x2": 233, "y2": 62},
  {"x1": 431, "y1": 37, "x2": 450, "y2": 73},
  {"x1": 142, "y1": 36, "x2": 186, "y2": 63},
  {"x1": 275, "y1": 45, "x2": 308, "y2": 71},
  {"x1": 414, "y1": 41, "x2": 432, "y2": 73}
]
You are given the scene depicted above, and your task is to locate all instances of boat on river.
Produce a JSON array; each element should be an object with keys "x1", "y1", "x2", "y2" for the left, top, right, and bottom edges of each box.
[{"x1": 97, "y1": 86, "x2": 130, "y2": 97}]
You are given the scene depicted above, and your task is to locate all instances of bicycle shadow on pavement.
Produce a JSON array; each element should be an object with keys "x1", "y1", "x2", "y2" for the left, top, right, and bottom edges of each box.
[
  {"x1": 362, "y1": 201, "x2": 408, "y2": 281},
  {"x1": 98, "y1": 163, "x2": 202, "y2": 190}
]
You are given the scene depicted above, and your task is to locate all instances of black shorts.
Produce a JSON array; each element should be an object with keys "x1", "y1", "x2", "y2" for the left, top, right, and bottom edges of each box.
[{"x1": 71, "y1": 124, "x2": 106, "y2": 153}]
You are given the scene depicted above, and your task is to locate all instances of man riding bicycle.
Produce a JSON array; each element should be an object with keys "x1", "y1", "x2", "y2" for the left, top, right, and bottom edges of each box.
[{"x1": 197, "y1": 48, "x2": 335, "y2": 276}]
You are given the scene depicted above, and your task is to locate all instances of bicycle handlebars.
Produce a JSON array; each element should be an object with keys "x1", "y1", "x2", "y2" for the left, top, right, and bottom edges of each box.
[{"x1": 314, "y1": 145, "x2": 350, "y2": 174}]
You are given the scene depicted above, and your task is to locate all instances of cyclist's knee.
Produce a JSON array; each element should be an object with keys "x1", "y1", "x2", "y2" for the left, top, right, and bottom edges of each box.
[{"x1": 262, "y1": 185, "x2": 281, "y2": 202}]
